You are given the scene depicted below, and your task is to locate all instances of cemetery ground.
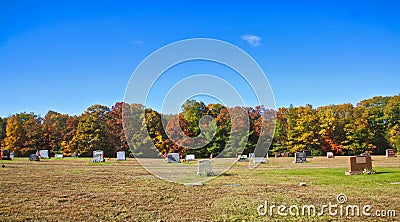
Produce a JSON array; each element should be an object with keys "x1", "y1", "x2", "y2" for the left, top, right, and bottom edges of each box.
[{"x1": 0, "y1": 156, "x2": 399, "y2": 221}]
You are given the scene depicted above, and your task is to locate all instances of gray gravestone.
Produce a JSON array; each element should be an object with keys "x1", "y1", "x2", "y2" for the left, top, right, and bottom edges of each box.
[
  {"x1": 294, "y1": 152, "x2": 307, "y2": 163},
  {"x1": 39, "y1": 150, "x2": 49, "y2": 159},
  {"x1": 197, "y1": 160, "x2": 214, "y2": 176},
  {"x1": 116, "y1": 151, "x2": 126, "y2": 160},
  {"x1": 167, "y1": 153, "x2": 180, "y2": 163},
  {"x1": 303, "y1": 150, "x2": 313, "y2": 158},
  {"x1": 29, "y1": 154, "x2": 40, "y2": 161},
  {"x1": 93, "y1": 150, "x2": 104, "y2": 162}
]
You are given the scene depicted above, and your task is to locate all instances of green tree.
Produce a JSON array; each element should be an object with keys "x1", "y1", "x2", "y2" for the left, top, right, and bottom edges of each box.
[
  {"x1": 180, "y1": 100, "x2": 207, "y2": 137},
  {"x1": 358, "y1": 96, "x2": 390, "y2": 154},
  {"x1": 0, "y1": 117, "x2": 7, "y2": 149},
  {"x1": 21, "y1": 113, "x2": 44, "y2": 155},
  {"x1": 123, "y1": 103, "x2": 156, "y2": 157}
]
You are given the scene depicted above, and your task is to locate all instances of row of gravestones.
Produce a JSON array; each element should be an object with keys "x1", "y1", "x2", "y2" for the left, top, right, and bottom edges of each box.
[
  {"x1": 92, "y1": 148, "x2": 395, "y2": 177},
  {"x1": 92, "y1": 150, "x2": 126, "y2": 162}
]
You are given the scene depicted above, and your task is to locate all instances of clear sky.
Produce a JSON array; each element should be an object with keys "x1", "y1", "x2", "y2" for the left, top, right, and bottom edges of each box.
[{"x1": 1, "y1": 1, "x2": 399, "y2": 117}]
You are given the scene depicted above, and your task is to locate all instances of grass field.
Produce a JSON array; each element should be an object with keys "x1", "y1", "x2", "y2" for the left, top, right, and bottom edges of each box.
[{"x1": 0, "y1": 156, "x2": 399, "y2": 221}]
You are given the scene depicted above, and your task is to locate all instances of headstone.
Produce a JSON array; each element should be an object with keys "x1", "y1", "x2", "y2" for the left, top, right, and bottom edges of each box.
[
  {"x1": 29, "y1": 154, "x2": 40, "y2": 161},
  {"x1": 71, "y1": 153, "x2": 77, "y2": 158},
  {"x1": 281, "y1": 152, "x2": 289, "y2": 157},
  {"x1": 237, "y1": 154, "x2": 248, "y2": 162},
  {"x1": 303, "y1": 150, "x2": 313, "y2": 158},
  {"x1": 345, "y1": 156, "x2": 372, "y2": 175},
  {"x1": 274, "y1": 152, "x2": 281, "y2": 158},
  {"x1": 294, "y1": 152, "x2": 307, "y2": 163},
  {"x1": 39, "y1": 150, "x2": 50, "y2": 159},
  {"x1": 9, "y1": 152, "x2": 14, "y2": 159},
  {"x1": 116, "y1": 151, "x2": 126, "y2": 160},
  {"x1": 197, "y1": 160, "x2": 214, "y2": 176},
  {"x1": 55, "y1": 154, "x2": 63, "y2": 158},
  {"x1": 386, "y1": 149, "x2": 397, "y2": 158},
  {"x1": 93, "y1": 150, "x2": 104, "y2": 162},
  {"x1": 1, "y1": 150, "x2": 12, "y2": 160},
  {"x1": 327, "y1": 152, "x2": 334, "y2": 158},
  {"x1": 253, "y1": 157, "x2": 266, "y2": 164},
  {"x1": 185, "y1": 154, "x2": 195, "y2": 162},
  {"x1": 248, "y1": 153, "x2": 255, "y2": 159},
  {"x1": 167, "y1": 153, "x2": 180, "y2": 163}
]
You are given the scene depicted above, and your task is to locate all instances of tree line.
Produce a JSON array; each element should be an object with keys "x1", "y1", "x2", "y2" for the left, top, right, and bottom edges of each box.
[{"x1": 0, "y1": 95, "x2": 399, "y2": 157}]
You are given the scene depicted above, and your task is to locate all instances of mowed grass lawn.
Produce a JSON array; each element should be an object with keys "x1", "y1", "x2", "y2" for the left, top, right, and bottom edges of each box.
[{"x1": 0, "y1": 156, "x2": 399, "y2": 221}]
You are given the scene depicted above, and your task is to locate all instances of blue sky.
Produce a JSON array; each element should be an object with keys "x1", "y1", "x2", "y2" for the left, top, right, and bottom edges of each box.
[{"x1": 0, "y1": 1, "x2": 399, "y2": 117}]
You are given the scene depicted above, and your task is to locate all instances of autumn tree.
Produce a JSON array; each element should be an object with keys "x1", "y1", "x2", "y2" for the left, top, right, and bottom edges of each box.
[
  {"x1": 286, "y1": 105, "x2": 320, "y2": 153},
  {"x1": 42, "y1": 111, "x2": 68, "y2": 153},
  {"x1": 317, "y1": 105, "x2": 350, "y2": 155},
  {"x1": 107, "y1": 102, "x2": 129, "y2": 156},
  {"x1": 385, "y1": 95, "x2": 400, "y2": 151},
  {"x1": 68, "y1": 105, "x2": 110, "y2": 157},
  {"x1": 21, "y1": 113, "x2": 44, "y2": 155},
  {"x1": 61, "y1": 115, "x2": 79, "y2": 156},
  {"x1": 343, "y1": 106, "x2": 375, "y2": 155},
  {"x1": 4, "y1": 115, "x2": 24, "y2": 155}
]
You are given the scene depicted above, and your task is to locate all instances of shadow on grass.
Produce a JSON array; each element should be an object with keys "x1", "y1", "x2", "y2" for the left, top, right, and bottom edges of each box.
[
  {"x1": 374, "y1": 171, "x2": 394, "y2": 175},
  {"x1": 221, "y1": 173, "x2": 238, "y2": 177}
]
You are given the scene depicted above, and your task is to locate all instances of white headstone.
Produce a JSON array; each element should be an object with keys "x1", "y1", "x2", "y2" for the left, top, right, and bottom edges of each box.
[
  {"x1": 248, "y1": 153, "x2": 255, "y2": 159},
  {"x1": 197, "y1": 160, "x2": 214, "y2": 176},
  {"x1": 116, "y1": 151, "x2": 126, "y2": 160},
  {"x1": 237, "y1": 154, "x2": 248, "y2": 162},
  {"x1": 39, "y1": 150, "x2": 49, "y2": 159},
  {"x1": 185, "y1": 154, "x2": 195, "y2": 162},
  {"x1": 93, "y1": 150, "x2": 104, "y2": 162},
  {"x1": 9, "y1": 152, "x2": 14, "y2": 159},
  {"x1": 327, "y1": 152, "x2": 334, "y2": 158},
  {"x1": 167, "y1": 153, "x2": 180, "y2": 163},
  {"x1": 55, "y1": 154, "x2": 63, "y2": 158},
  {"x1": 253, "y1": 157, "x2": 266, "y2": 164}
]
